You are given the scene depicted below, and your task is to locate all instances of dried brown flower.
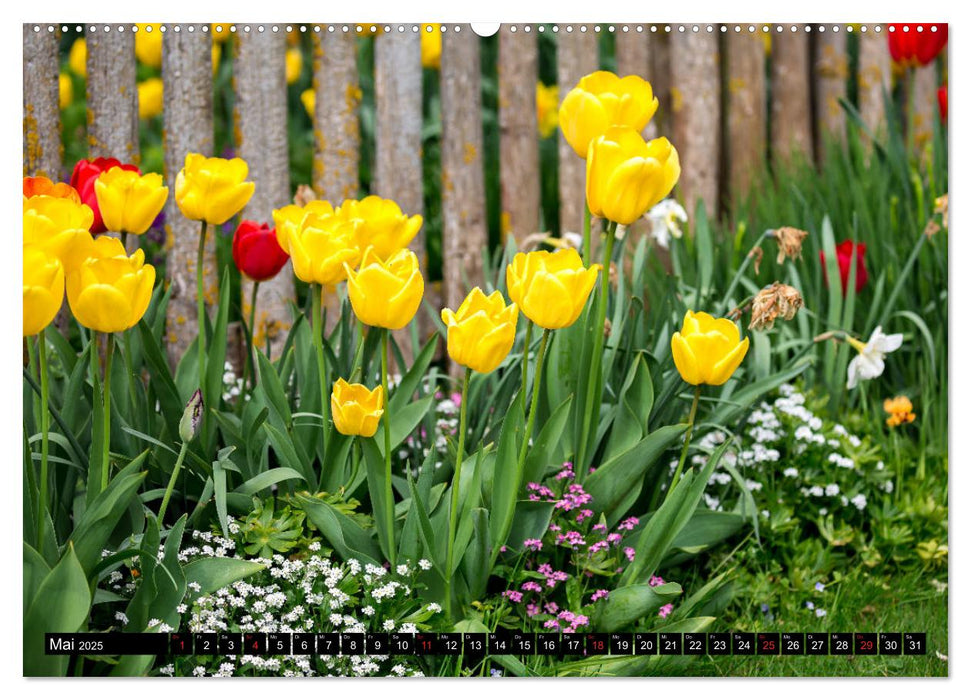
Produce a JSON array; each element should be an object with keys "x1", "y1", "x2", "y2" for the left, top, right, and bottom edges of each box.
[
  {"x1": 293, "y1": 184, "x2": 318, "y2": 207},
  {"x1": 773, "y1": 227, "x2": 809, "y2": 264},
  {"x1": 748, "y1": 282, "x2": 804, "y2": 331},
  {"x1": 750, "y1": 245, "x2": 764, "y2": 275}
]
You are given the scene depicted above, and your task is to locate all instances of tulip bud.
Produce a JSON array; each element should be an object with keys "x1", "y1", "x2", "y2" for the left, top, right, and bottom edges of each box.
[
  {"x1": 441, "y1": 288, "x2": 519, "y2": 374},
  {"x1": 671, "y1": 310, "x2": 750, "y2": 386},
  {"x1": 179, "y1": 389, "x2": 204, "y2": 442},
  {"x1": 506, "y1": 249, "x2": 600, "y2": 330},
  {"x1": 331, "y1": 379, "x2": 384, "y2": 438},
  {"x1": 773, "y1": 226, "x2": 809, "y2": 265}
]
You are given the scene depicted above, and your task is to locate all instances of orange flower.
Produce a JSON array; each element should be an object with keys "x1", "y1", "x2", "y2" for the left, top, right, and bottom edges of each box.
[
  {"x1": 884, "y1": 396, "x2": 916, "y2": 428},
  {"x1": 23, "y1": 176, "x2": 81, "y2": 204}
]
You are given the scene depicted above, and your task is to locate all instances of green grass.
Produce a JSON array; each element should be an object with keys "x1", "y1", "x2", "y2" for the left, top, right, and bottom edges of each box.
[{"x1": 693, "y1": 567, "x2": 948, "y2": 677}]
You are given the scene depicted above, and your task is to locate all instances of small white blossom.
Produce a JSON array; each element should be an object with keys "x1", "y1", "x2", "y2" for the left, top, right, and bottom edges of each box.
[
  {"x1": 644, "y1": 199, "x2": 688, "y2": 249},
  {"x1": 846, "y1": 326, "x2": 904, "y2": 389}
]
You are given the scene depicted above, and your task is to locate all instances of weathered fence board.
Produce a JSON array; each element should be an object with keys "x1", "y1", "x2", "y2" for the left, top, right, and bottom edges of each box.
[
  {"x1": 725, "y1": 29, "x2": 767, "y2": 199},
  {"x1": 440, "y1": 27, "x2": 487, "y2": 327},
  {"x1": 235, "y1": 29, "x2": 296, "y2": 360},
  {"x1": 857, "y1": 28, "x2": 891, "y2": 136},
  {"x1": 23, "y1": 26, "x2": 61, "y2": 179},
  {"x1": 86, "y1": 25, "x2": 139, "y2": 165},
  {"x1": 162, "y1": 26, "x2": 214, "y2": 367},
  {"x1": 556, "y1": 28, "x2": 599, "y2": 237},
  {"x1": 910, "y1": 63, "x2": 939, "y2": 151},
  {"x1": 670, "y1": 30, "x2": 720, "y2": 217},
  {"x1": 312, "y1": 30, "x2": 360, "y2": 204},
  {"x1": 771, "y1": 25, "x2": 814, "y2": 165},
  {"x1": 812, "y1": 28, "x2": 848, "y2": 157},
  {"x1": 615, "y1": 28, "x2": 658, "y2": 140},
  {"x1": 498, "y1": 26, "x2": 540, "y2": 242}
]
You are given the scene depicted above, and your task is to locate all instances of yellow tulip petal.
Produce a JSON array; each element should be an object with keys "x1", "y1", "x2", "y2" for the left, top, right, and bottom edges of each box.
[
  {"x1": 708, "y1": 336, "x2": 750, "y2": 386},
  {"x1": 671, "y1": 332, "x2": 703, "y2": 385}
]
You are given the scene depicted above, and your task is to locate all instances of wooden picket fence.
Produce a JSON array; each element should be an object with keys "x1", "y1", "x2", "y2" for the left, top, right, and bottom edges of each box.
[{"x1": 23, "y1": 23, "x2": 942, "y2": 366}]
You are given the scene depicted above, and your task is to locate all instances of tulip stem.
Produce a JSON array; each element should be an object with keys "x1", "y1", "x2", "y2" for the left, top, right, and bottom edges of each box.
[
  {"x1": 520, "y1": 320, "x2": 533, "y2": 415},
  {"x1": 243, "y1": 280, "x2": 260, "y2": 391},
  {"x1": 582, "y1": 203, "x2": 593, "y2": 266},
  {"x1": 158, "y1": 440, "x2": 189, "y2": 525},
  {"x1": 720, "y1": 231, "x2": 774, "y2": 311},
  {"x1": 36, "y1": 329, "x2": 50, "y2": 551},
  {"x1": 381, "y1": 329, "x2": 396, "y2": 566},
  {"x1": 312, "y1": 284, "x2": 329, "y2": 448},
  {"x1": 101, "y1": 333, "x2": 114, "y2": 492},
  {"x1": 196, "y1": 220, "x2": 209, "y2": 404},
  {"x1": 668, "y1": 384, "x2": 702, "y2": 498},
  {"x1": 351, "y1": 320, "x2": 366, "y2": 383},
  {"x1": 444, "y1": 367, "x2": 472, "y2": 622},
  {"x1": 578, "y1": 221, "x2": 616, "y2": 480}
]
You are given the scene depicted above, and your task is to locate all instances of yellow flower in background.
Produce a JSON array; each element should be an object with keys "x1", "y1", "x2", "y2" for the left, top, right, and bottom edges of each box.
[
  {"x1": 66, "y1": 236, "x2": 156, "y2": 333},
  {"x1": 23, "y1": 245, "x2": 64, "y2": 337},
  {"x1": 331, "y1": 378, "x2": 384, "y2": 438},
  {"x1": 288, "y1": 210, "x2": 361, "y2": 286},
  {"x1": 272, "y1": 199, "x2": 338, "y2": 254},
  {"x1": 559, "y1": 70, "x2": 659, "y2": 158},
  {"x1": 211, "y1": 24, "x2": 232, "y2": 43},
  {"x1": 884, "y1": 396, "x2": 916, "y2": 428},
  {"x1": 23, "y1": 196, "x2": 95, "y2": 273},
  {"x1": 94, "y1": 167, "x2": 168, "y2": 235},
  {"x1": 341, "y1": 196, "x2": 422, "y2": 260},
  {"x1": 536, "y1": 82, "x2": 559, "y2": 138},
  {"x1": 175, "y1": 153, "x2": 255, "y2": 226},
  {"x1": 671, "y1": 310, "x2": 750, "y2": 386},
  {"x1": 506, "y1": 249, "x2": 600, "y2": 330},
  {"x1": 137, "y1": 78, "x2": 164, "y2": 120},
  {"x1": 346, "y1": 247, "x2": 424, "y2": 330},
  {"x1": 58, "y1": 73, "x2": 73, "y2": 109},
  {"x1": 441, "y1": 287, "x2": 519, "y2": 374},
  {"x1": 301, "y1": 88, "x2": 315, "y2": 119},
  {"x1": 421, "y1": 24, "x2": 442, "y2": 69},
  {"x1": 286, "y1": 48, "x2": 303, "y2": 84},
  {"x1": 586, "y1": 127, "x2": 681, "y2": 226},
  {"x1": 135, "y1": 24, "x2": 163, "y2": 69},
  {"x1": 68, "y1": 38, "x2": 86, "y2": 77},
  {"x1": 212, "y1": 42, "x2": 222, "y2": 76}
]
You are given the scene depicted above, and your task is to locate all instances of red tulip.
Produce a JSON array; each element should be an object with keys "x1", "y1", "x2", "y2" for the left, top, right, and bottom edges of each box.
[
  {"x1": 821, "y1": 240, "x2": 868, "y2": 295},
  {"x1": 888, "y1": 24, "x2": 947, "y2": 67},
  {"x1": 232, "y1": 220, "x2": 290, "y2": 281},
  {"x1": 938, "y1": 84, "x2": 947, "y2": 122},
  {"x1": 70, "y1": 158, "x2": 140, "y2": 234}
]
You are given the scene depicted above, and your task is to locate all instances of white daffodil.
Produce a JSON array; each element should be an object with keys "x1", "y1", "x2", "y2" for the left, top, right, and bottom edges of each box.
[
  {"x1": 846, "y1": 326, "x2": 904, "y2": 389},
  {"x1": 644, "y1": 199, "x2": 688, "y2": 249}
]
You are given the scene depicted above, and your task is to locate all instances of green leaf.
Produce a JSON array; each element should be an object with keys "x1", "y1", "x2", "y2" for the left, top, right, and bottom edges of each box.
[
  {"x1": 504, "y1": 500, "x2": 555, "y2": 552},
  {"x1": 487, "y1": 398, "x2": 525, "y2": 557},
  {"x1": 233, "y1": 468, "x2": 307, "y2": 497},
  {"x1": 389, "y1": 335, "x2": 438, "y2": 413},
  {"x1": 256, "y1": 351, "x2": 293, "y2": 432},
  {"x1": 708, "y1": 359, "x2": 811, "y2": 427},
  {"x1": 137, "y1": 319, "x2": 183, "y2": 438},
  {"x1": 460, "y1": 508, "x2": 491, "y2": 600},
  {"x1": 522, "y1": 395, "x2": 572, "y2": 486},
  {"x1": 362, "y1": 438, "x2": 394, "y2": 563},
  {"x1": 212, "y1": 446, "x2": 239, "y2": 539},
  {"x1": 593, "y1": 581, "x2": 682, "y2": 633},
  {"x1": 376, "y1": 395, "x2": 435, "y2": 458},
  {"x1": 182, "y1": 557, "x2": 267, "y2": 601},
  {"x1": 263, "y1": 423, "x2": 313, "y2": 486},
  {"x1": 298, "y1": 494, "x2": 383, "y2": 566},
  {"x1": 585, "y1": 424, "x2": 688, "y2": 526},
  {"x1": 603, "y1": 354, "x2": 654, "y2": 461},
  {"x1": 407, "y1": 472, "x2": 445, "y2": 577},
  {"x1": 23, "y1": 544, "x2": 91, "y2": 676},
  {"x1": 23, "y1": 542, "x2": 51, "y2": 618}
]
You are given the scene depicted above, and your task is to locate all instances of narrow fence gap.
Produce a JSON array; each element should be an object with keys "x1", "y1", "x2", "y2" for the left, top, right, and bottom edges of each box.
[
  {"x1": 670, "y1": 29, "x2": 721, "y2": 220},
  {"x1": 441, "y1": 26, "x2": 487, "y2": 376},
  {"x1": 725, "y1": 29, "x2": 767, "y2": 202},
  {"x1": 771, "y1": 25, "x2": 814, "y2": 166},
  {"x1": 23, "y1": 25, "x2": 61, "y2": 179},
  {"x1": 162, "y1": 26, "x2": 215, "y2": 369},
  {"x1": 498, "y1": 25, "x2": 540, "y2": 244},
  {"x1": 375, "y1": 29, "x2": 425, "y2": 362},
  {"x1": 235, "y1": 29, "x2": 295, "y2": 362}
]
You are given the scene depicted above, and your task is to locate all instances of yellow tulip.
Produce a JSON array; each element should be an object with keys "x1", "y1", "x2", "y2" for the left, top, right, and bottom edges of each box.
[
  {"x1": 421, "y1": 24, "x2": 442, "y2": 69},
  {"x1": 331, "y1": 378, "x2": 384, "y2": 438},
  {"x1": 272, "y1": 200, "x2": 338, "y2": 254},
  {"x1": 301, "y1": 88, "x2": 315, "y2": 119},
  {"x1": 23, "y1": 246, "x2": 64, "y2": 337},
  {"x1": 536, "y1": 82, "x2": 559, "y2": 139},
  {"x1": 94, "y1": 167, "x2": 168, "y2": 235},
  {"x1": 505, "y1": 249, "x2": 600, "y2": 330},
  {"x1": 288, "y1": 210, "x2": 361, "y2": 286},
  {"x1": 68, "y1": 38, "x2": 86, "y2": 77},
  {"x1": 586, "y1": 126, "x2": 681, "y2": 226},
  {"x1": 135, "y1": 24, "x2": 163, "y2": 69},
  {"x1": 23, "y1": 196, "x2": 95, "y2": 273},
  {"x1": 558, "y1": 70, "x2": 659, "y2": 158},
  {"x1": 175, "y1": 153, "x2": 255, "y2": 226},
  {"x1": 211, "y1": 24, "x2": 232, "y2": 43},
  {"x1": 341, "y1": 196, "x2": 422, "y2": 260},
  {"x1": 138, "y1": 78, "x2": 164, "y2": 120},
  {"x1": 441, "y1": 287, "x2": 519, "y2": 374},
  {"x1": 58, "y1": 73, "x2": 72, "y2": 109},
  {"x1": 670, "y1": 310, "x2": 750, "y2": 386},
  {"x1": 286, "y1": 48, "x2": 303, "y2": 84},
  {"x1": 66, "y1": 236, "x2": 156, "y2": 334},
  {"x1": 346, "y1": 247, "x2": 424, "y2": 330}
]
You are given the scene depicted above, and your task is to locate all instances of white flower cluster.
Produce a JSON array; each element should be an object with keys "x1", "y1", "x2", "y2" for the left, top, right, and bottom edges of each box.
[{"x1": 221, "y1": 361, "x2": 248, "y2": 403}]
